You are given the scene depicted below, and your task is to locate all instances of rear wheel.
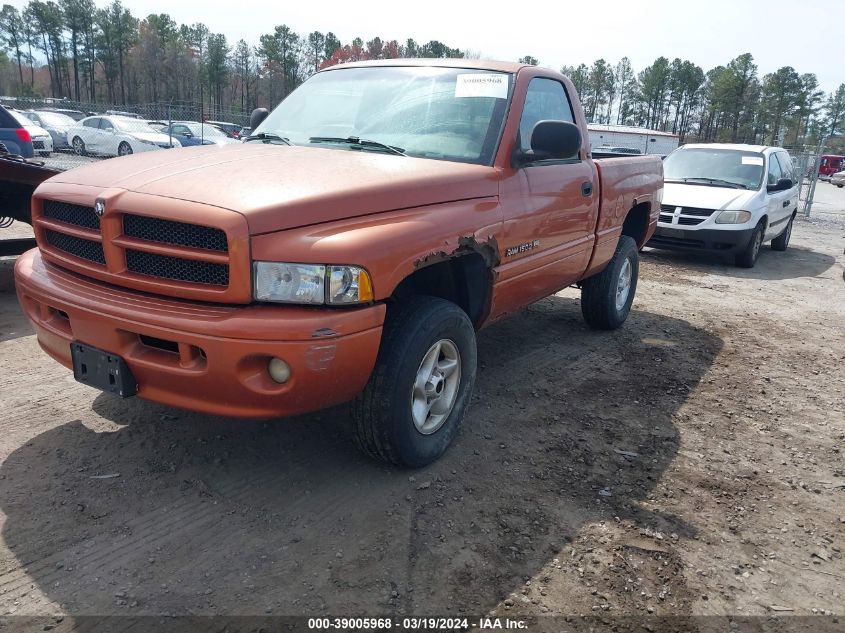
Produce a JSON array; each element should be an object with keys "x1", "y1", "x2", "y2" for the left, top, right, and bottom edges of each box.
[
  {"x1": 581, "y1": 235, "x2": 639, "y2": 330},
  {"x1": 71, "y1": 136, "x2": 86, "y2": 156},
  {"x1": 351, "y1": 296, "x2": 477, "y2": 467},
  {"x1": 771, "y1": 215, "x2": 794, "y2": 251},
  {"x1": 118, "y1": 142, "x2": 133, "y2": 156},
  {"x1": 735, "y1": 221, "x2": 764, "y2": 268}
]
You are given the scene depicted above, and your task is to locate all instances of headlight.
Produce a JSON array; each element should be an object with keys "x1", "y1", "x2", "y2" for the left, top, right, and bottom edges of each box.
[
  {"x1": 715, "y1": 210, "x2": 753, "y2": 224},
  {"x1": 253, "y1": 262, "x2": 373, "y2": 305}
]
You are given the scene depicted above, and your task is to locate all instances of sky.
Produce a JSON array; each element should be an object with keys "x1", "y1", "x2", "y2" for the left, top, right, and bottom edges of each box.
[{"x1": 8, "y1": 0, "x2": 844, "y2": 94}]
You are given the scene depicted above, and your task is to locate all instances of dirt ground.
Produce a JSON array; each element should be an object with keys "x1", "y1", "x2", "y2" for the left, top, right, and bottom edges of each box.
[{"x1": 0, "y1": 184, "x2": 843, "y2": 627}]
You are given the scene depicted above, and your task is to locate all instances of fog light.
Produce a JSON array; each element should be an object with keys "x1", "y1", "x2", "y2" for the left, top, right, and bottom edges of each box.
[{"x1": 268, "y1": 357, "x2": 291, "y2": 383}]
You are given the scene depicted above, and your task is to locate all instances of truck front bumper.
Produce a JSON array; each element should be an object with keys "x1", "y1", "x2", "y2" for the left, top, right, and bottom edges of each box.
[
  {"x1": 14, "y1": 249, "x2": 385, "y2": 418},
  {"x1": 647, "y1": 225, "x2": 755, "y2": 254}
]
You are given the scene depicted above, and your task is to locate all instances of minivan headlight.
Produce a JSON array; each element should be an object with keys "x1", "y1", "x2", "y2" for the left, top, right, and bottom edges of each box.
[
  {"x1": 253, "y1": 262, "x2": 373, "y2": 305},
  {"x1": 715, "y1": 210, "x2": 752, "y2": 224}
]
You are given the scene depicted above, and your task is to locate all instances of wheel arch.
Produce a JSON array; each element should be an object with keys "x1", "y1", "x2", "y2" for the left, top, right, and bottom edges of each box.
[
  {"x1": 390, "y1": 252, "x2": 492, "y2": 328},
  {"x1": 621, "y1": 202, "x2": 652, "y2": 248}
]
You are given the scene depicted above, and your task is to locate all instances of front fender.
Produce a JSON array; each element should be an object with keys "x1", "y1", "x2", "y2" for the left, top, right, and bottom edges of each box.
[{"x1": 249, "y1": 197, "x2": 502, "y2": 301}]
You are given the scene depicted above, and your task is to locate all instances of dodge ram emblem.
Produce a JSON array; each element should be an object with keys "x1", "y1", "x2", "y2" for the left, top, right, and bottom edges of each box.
[{"x1": 94, "y1": 200, "x2": 105, "y2": 217}]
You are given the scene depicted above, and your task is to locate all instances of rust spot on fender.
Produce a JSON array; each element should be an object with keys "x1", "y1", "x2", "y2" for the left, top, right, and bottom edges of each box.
[{"x1": 414, "y1": 235, "x2": 500, "y2": 269}]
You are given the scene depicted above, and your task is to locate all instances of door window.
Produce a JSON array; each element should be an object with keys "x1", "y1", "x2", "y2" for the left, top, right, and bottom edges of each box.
[
  {"x1": 83, "y1": 117, "x2": 100, "y2": 128},
  {"x1": 775, "y1": 153, "x2": 794, "y2": 182},
  {"x1": 766, "y1": 153, "x2": 783, "y2": 186},
  {"x1": 518, "y1": 78, "x2": 575, "y2": 153},
  {"x1": 100, "y1": 119, "x2": 115, "y2": 132}
]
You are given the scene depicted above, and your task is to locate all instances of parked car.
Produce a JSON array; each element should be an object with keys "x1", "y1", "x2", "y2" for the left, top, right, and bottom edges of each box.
[
  {"x1": 239, "y1": 127, "x2": 252, "y2": 139},
  {"x1": 145, "y1": 120, "x2": 168, "y2": 132},
  {"x1": 831, "y1": 170, "x2": 845, "y2": 188},
  {"x1": 8, "y1": 110, "x2": 53, "y2": 157},
  {"x1": 66, "y1": 115, "x2": 181, "y2": 156},
  {"x1": 161, "y1": 121, "x2": 238, "y2": 146},
  {"x1": 648, "y1": 143, "x2": 798, "y2": 267},
  {"x1": 205, "y1": 120, "x2": 243, "y2": 138},
  {"x1": 593, "y1": 145, "x2": 642, "y2": 155},
  {"x1": 23, "y1": 110, "x2": 76, "y2": 151},
  {"x1": 16, "y1": 59, "x2": 664, "y2": 466},
  {"x1": 104, "y1": 109, "x2": 142, "y2": 119},
  {"x1": 42, "y1": 107, "x2": 87, "y2": 122},
  {"x1": 0, "y1": 104, "x2": 34, "y2": 158},
  {"x1": 816, "y1": 154, "x2": 844, "y2": 181}
]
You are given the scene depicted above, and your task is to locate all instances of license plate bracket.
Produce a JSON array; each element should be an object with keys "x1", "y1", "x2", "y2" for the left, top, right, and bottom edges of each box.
[{"x1": 70, "y1": 341, "x2": 137, "y2": 397}]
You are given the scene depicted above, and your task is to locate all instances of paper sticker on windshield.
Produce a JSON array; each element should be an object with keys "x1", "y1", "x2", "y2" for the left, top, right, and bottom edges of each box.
[
  {"x1": 741, "y1": 156, "x2": 764, "y2": 166},
  {"x1": 455, "y1": 73, "x2": 508, "y2": 99}
]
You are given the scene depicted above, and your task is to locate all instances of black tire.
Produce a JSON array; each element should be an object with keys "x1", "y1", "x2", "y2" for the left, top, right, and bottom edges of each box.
[
  {"x1": 838, "y1": 184, "x2": 843, "y2": 188},
  {"x1": 71, "y1": 136, "x2": 86, "y2": 156},
  {"x1": 351, "y1": 296, "x2": 477, "y2": 467},
  {"x1": 581, "y1": 235, "x2": 639, "y2": 330},
  {"x1": 771, "y1": 214, "x2": 794, "y2": 251},
  {"x1": 118, "y1": 142, "x2": 133, "y2": 156},
  {"x1": 735, "y1": 221, "x2": 765, "y2": 268}
]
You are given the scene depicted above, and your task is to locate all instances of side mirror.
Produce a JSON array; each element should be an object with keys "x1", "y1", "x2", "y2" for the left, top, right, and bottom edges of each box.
[
  {"x1": 767, "y1": 177, "x2": 793, "y2": 192},
  {"x1": 514, "y1": 120, "x2": 582, "y2": 166},
  {"x1": 183, "y1": 131, "x2": 193, "y2": 138},
  {"x1": 250, "y1": 108, "x2": 269, "y2": 130}
]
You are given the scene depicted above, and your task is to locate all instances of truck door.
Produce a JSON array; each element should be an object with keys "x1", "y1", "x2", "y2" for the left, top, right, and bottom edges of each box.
[{"x1": 492, "y1": 77, "x2": 600, "y2": 317}]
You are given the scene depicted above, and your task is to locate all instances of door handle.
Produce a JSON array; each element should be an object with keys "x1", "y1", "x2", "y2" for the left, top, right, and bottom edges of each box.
[
  {"x1": 782, "y1": 200, "x2": 789, "y2": 208},
  {"x1": 581, "y1": 181, "x2": 593, "y2": 197}
]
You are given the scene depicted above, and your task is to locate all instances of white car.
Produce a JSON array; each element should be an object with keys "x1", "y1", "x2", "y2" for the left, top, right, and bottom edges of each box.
[
  {"x1": 66, "y1": 115, "x2": 181, "y2": 157},
  {"x1": 831, "y1": 170, "x2": 845, "y2": 188},
  {"x1": 9, "y1": 109, "x2": 54, "y2": 157},
  {"x1": 648, "y1": 143, "x2": 798, "y2": 268}
]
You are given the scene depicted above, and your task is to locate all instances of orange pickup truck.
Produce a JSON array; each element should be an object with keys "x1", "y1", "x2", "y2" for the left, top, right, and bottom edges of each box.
[{"x1": 15, "y1": 59, "x2": 663, "y2": 466}]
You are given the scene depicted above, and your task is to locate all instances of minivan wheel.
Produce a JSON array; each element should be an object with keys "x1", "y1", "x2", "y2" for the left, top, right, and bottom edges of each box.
[
  {"x1": 735, "y1": 222, "x2": 764, "y2": 268},
  {"x1": 771, "y1": 215, "x2": 794, "y2": 251},
  {"x1": 351, "y1": 296, "x2": 477, "y2": 467}
]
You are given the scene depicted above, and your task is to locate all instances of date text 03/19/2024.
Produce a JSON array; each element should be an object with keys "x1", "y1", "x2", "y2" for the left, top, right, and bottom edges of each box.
[{"x1": 306, "y1": 617, "x2": 528, "y2": 630}]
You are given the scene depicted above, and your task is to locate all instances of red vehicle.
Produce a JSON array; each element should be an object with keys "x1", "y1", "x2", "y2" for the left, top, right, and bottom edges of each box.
[
  {"x1": 817, "y1": 155, "x2": 844, "y2": 180},
  {"x1": 16, "y1": 59, "x2": 664, "y2": 466}
]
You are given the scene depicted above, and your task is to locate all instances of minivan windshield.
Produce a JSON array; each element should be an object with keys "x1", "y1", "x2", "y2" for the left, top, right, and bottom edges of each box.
[
  {"x1": 664, "y1": 147, "x2": 764, "y2": 190},
  {"x1": 252, "y1": 66, "x2": 513, "y2": 164}
]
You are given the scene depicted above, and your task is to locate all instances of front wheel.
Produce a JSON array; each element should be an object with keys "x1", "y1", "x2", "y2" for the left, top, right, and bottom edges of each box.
[
  {"x1": 771, "y1": 215, "x2": 794, "y2": 251},
  {"x1": 581, "y1": 235, "x2": 639, "y2": 330},
  {"x1": 118, "y1": 142, "x2": 133, "y2": 156},
  {"x1": 735, "y1": 221, "x2": 764, "y2": 268},
  {"x1": 351, "y1": 296, "x2": 477, "y2": 467}
]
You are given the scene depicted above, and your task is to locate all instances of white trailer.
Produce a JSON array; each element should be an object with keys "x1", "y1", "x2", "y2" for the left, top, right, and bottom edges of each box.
[{"x1": 588, "y1": 124, "x2": 679, "y2": 156}]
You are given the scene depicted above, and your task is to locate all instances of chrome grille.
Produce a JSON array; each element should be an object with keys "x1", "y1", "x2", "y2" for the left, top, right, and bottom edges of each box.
[
  {"x1": 658, "y1": 205, "x2": 717, "y2": 226},
  {"x1": 126, "y1": 250, "x2": 229, "y2": 286},
  {"x1": 44, "y1": 229, "x2": 105, "y2": 264},
  {"x1": 123, "y1": 215, "x2": 228, "y2": 252},
  {"x1": 42, "y1": 200, "x2": 100, "y2": 230}
]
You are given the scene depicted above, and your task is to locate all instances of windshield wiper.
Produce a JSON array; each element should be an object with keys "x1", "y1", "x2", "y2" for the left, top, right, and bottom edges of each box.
[
  {"x1": 668, "y1": 177, "x2": 748, "y2": 189},
  {"x1": 244, "y1": 132, "x2": 291, "y2": 145},
  {"x1": 308, "y1": 136, "x2": 406, "y2": 156}
]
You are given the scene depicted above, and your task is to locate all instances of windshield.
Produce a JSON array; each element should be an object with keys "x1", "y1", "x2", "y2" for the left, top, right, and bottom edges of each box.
[
  {"x1": 254, "y1": 66, "x2": 513, "y2": 164},
  {"x1": 186, "y1": 123, "x2": 227, "y2": 137},
  {"x1": 113, "y1": 118, "x2": 161, "y2": 134},
  {"x1": 664, "y1": 148, "x2": 764, "y2": 189},
  {"x1": 33, "y1": 111, "x2": 74, "y2": 126}
]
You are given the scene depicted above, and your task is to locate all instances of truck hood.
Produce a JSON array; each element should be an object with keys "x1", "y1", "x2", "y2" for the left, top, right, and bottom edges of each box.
[
  {"x1": 45, "y1": 144, "x2": 499, "y2": 234},
  {"x1": 662, "y1": 182, "x2": 761, "y2": 211}
]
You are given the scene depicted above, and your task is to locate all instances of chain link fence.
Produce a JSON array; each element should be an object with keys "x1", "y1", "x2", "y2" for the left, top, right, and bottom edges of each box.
[
  {"x1": 784, "y1": 145, "x2": 823, "y2": 217},
  {"x1": 1, "y1": 95, "x2": 251, "y2": 172}
]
